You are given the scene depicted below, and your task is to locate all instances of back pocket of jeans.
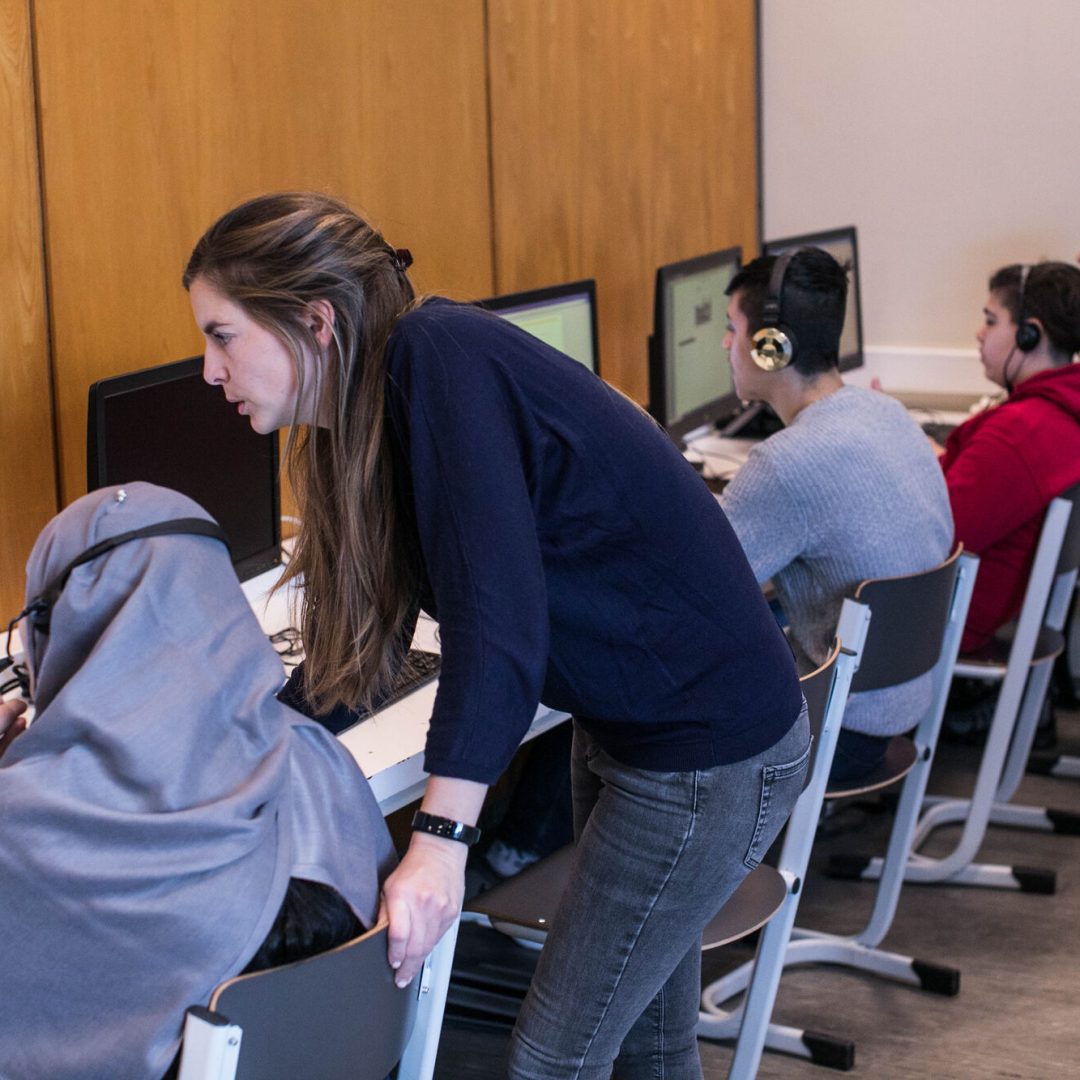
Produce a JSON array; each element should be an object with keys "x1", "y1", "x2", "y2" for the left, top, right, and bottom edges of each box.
[{"x1": 743, "y1": 741, "x2": 811, "y2": 869}]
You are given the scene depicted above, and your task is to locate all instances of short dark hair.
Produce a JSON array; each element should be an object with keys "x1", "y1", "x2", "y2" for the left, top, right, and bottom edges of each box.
[
  {"x1": 989, "y1": 262, "x2": 1080, "y2": 360},
  {"x1": 726, "y1": 248, "x2": 848, "y2": 377}
]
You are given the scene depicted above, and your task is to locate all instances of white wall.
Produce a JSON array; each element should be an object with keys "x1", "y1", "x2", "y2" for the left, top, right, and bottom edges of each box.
[{"x1": 761, "y1": 0, "x2": 1080, "y2": 395}]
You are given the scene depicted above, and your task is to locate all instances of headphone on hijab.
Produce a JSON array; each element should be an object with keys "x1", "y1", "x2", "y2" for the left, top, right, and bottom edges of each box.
[
  {"x1": 750, "y1": 248, "x2": 805, "y2": 372},
  {"x1": 2, "y1": 513, "x2": 230, "y2": 697}
]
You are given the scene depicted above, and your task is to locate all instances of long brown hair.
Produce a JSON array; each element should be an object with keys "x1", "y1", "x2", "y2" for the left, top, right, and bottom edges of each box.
[{"x1": 183, "y1": 192, "x2": 420, "y2": 712}]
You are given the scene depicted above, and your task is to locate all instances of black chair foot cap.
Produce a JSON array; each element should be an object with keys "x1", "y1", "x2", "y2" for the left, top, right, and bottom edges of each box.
[
  {"x1": 1047, "y1": 809, "x2": 1080, "y2": 835},
  {"x1": 912, "y1": 959, "x2": 960, "y2": 996},
  {"x1": 803, "y1": 1031, "x2": 855, "y2": 1071},
  {"x1": 1014, "y1": 865, "x2": 1056, "y2": 894},
  {"x1": 1025, "y1": 754, "x2": 1059, "y2": 776}
]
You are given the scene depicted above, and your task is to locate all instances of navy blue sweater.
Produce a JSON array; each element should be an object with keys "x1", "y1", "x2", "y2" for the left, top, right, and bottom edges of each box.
[{"x1": 383, "y1": 299, "x2": 801, "y2": 784}]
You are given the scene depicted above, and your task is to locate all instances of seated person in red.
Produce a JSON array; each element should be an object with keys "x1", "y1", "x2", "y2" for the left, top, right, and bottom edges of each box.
[{"x1": 939, "y1": 261, "x2": 1080, "y2": 653}]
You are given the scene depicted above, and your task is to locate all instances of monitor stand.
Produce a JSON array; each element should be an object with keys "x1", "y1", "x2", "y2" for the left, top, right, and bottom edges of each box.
[{"x1": 719, "y1": 401, "x2": 783, "y2": 440}]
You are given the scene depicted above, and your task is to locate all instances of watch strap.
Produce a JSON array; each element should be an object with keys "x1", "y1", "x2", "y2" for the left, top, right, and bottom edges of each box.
[{"x1": 411, "y1": 810, "x2": 482, "y2": 847}]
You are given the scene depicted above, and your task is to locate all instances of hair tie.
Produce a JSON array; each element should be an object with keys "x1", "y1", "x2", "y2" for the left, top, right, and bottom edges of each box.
[{"x1": 393, "y1": 248, "x2": 413, "y2": 273}]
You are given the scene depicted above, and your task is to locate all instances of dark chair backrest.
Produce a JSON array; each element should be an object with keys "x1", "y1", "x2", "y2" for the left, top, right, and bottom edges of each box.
[
  {"x1": 849, "y1": 548, "x2": 963, "y2": 693},
  {"x1": 1053, "y1": 483, "x2": 1080, "y2": 577},
  {"x1": 209, "y1": 922, "x2": 418, "y2": 1080},
  {"x1": 800, "y1": 641, "x2": 842, "y2": 778}
]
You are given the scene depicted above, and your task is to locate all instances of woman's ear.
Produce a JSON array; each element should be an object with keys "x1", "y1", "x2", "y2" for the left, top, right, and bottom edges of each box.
[{"x1": 307, "y1": 299, "x2": 337, "y2": 349}]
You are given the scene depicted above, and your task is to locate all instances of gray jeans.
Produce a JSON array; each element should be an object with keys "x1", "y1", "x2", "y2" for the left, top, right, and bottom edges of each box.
[{"x1": 508, "y1": 704, "x2": 810, "y2": 1079}]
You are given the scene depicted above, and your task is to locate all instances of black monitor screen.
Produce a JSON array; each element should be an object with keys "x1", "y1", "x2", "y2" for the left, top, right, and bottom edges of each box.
[
  {"x1": 479, "y1": 279, "x2": 600, "y2": 375},
  {"x1": 87, "y1": 357, "x2": 281, "y2": 582},
  {"x1": 649, "y1": 246, "x2": 742, "y2": 443},
  {"x1": 764, "y1": 225, "x2": 864, "y2": 373}
]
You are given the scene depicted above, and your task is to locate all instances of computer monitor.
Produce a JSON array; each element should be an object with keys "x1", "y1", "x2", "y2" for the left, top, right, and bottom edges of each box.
[
  {"x1": 479, "y1": 279, "x2": 600, "y2": 375},
  {"x1": 648, "y1": 246, "x2": 742, "y2": 444},
  {"x1": 763, "y1": 225, "x2": 864, "y2": 373},
  {"x1": 87, "y1": 356, "x2": 281, "y2": 582}
]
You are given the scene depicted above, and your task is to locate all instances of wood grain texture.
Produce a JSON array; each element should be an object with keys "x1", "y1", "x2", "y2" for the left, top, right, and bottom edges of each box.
[
  {"x1": 33, "y1": 0, "x2": 494, "y2": 504},
  {"x1": 487, "y1": 0, "x2": 759, "y2": 402},
  {"x1": 0, "y1": 0, "x2": 56, "y2": 617}
]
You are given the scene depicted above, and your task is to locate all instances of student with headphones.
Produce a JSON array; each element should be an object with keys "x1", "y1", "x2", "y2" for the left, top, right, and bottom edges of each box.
[
  {"x1": 719, "y1": 248, "x2": 953, "y2": 782},
  {"x1": 940, "y1": 261, "x2": 1080, "y2": 654},
  {"x1": 0, "y1": 482, "x2": 395, "y2": 1080}
]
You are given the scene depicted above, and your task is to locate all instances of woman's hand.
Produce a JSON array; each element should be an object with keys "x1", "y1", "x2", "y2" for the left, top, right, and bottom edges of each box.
[
  {"x1": 379, "y1": 831, "x2": 468, "y2": 987},
  {"x1": 0, "y1": 699, "x2": 28, "y2": 760},
  {"x1": 378, "y1": 774, "x2": 487, "y2": 987}
]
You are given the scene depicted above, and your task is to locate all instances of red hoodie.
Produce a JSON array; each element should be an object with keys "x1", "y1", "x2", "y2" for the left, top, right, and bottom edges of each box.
[{"x1": 941, "y1": 363, "x2": 1080, "y2": 652}]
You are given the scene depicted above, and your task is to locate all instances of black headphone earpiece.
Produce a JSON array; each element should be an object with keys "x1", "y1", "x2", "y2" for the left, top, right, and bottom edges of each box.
[
  {"x1": 1015, "y1": 264, "x2": 1041, "y2": 353},
  {"x1": 751, "y1": 248, "x2": 803, "y2": 372}
]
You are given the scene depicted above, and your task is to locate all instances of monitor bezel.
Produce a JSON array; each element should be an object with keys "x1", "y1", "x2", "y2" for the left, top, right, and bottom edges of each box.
[
  {"x1": 762, "y1": 224, "x2": 864, "y2": 373},
  {"x1": 477, "y1": 278, "x2": 601, "y2": 377},
  {"x1": 86, "y1": 355, "x2": 282, "y2": 582},
  {"x1": 648, "y1": 245, "x2": 743, "y2": 445}
]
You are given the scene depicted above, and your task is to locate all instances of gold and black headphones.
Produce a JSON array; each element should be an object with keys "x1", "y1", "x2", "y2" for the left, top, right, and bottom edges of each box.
[{"x1": 750, "y1": 248, "x2": 806, "y2": 372}]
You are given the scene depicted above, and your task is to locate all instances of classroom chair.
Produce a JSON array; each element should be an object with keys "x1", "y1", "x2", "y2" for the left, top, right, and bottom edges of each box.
[
  {"x1": 701, "y1": 547, "x2": 977, "y2": 1075},
  {"x1": 177, "y1": 922, "x2": 425, "y2": 1080},
  {"x1": 840, "y1": 484, "x2": 1080, "y2": 894},
  {"x1": 452, "y1": 621, "x2": 858, "y2": 1052}
]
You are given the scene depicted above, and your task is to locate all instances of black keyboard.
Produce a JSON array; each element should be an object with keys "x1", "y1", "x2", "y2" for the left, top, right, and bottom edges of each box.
[
  {"x1": 277, "y1": 647, "x2": 441, "y2": 735},
  {"x1": 363, "y1": 648, "x2": 442, "y2": 716},
  {"x1": 920, "y1": 420, "x2": 956, "y2": 445}
]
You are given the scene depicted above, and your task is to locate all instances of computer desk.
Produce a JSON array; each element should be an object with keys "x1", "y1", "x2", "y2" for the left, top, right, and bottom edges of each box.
[
  {"x1": 242, "y1": 562, "x2": 569, "y2": 1080},
  {"x1": 683, "y1": 399, "x2": 974, "y2": 486}
]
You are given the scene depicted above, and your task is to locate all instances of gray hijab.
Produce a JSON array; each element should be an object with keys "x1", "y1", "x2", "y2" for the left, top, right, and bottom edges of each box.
[{"x1": 0, "y1": 483, "x2": 395, "y2": 1080}]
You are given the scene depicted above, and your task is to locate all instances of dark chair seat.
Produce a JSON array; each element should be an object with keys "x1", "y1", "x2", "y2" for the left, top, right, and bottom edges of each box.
[
  {"x1": 958, "y1": 624, "x2": 1065, "y2": 670},
  {"x1": 824, "y1": 735, "x2": 919, "y2": 799},
  {"x1": 466, "y1": 842, "x2": 786, "y2": 952},
  {"x1": 700, "y1": 864, "x2": 788, "y2": 951}
]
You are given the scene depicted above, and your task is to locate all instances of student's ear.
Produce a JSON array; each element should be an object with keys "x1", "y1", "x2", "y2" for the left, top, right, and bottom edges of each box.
[{"x1": 306, "y1": 299, "x2": 337, "y2": 349}]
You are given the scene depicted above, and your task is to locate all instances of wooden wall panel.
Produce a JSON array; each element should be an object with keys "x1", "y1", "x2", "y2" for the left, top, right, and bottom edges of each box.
[
  {"x1": 0, "y1": 0, "x2": 55, "y2": 617},
  {"x1": 487, "y1": 0, "x2": 758, "y2": 403},
  {"x1": 33, "y1": 0, "x2": 493, "y2": 505}
]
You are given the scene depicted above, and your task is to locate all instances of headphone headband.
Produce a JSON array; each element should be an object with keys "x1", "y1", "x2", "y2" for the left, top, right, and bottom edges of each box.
[
  {"x1": 762, "y1": 248, "x2": 801, "y2": 326},
  {"x1": 751, "y1": 247, "x2": 807, "y2": 372},
  {"x1": 1014, "y1": 263, "x2": 1041, "y2": 353},
  {"x1": 24, "y1": 517, "x2": 230, "y2": 634},
  {"x1": 5, "y1": 515, "x2": 230, "y2": 698}
]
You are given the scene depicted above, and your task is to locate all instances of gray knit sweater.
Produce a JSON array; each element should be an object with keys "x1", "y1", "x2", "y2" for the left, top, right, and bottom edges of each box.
[{"x1": 720, "y1": 385, "x2": 953, "y2": 736}]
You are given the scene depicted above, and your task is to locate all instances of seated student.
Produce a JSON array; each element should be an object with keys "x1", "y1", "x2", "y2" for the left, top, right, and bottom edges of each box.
[
  {"x1": 938, "y1": 261, "x2": 1080, "y2": 654},
  {"x1": 719, "y1": 248, "x2": 953, "y2": 782},
  {"x1": 0, "y1": 482, "x2": 396, "y2": 1080}
]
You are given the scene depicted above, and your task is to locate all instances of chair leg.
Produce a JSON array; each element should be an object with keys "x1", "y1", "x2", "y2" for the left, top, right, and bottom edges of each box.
[
  {"x1": 398, "y1": 919, "x2": 460, "y2": 1080},
  {"x1": 835, "y1": 672, "x2": 1060, "y2": 894},
  {"x1": 697, "y1": 871, "x2": 854, "y2": 1079},
  {"x1": 993, "y1": 662, "x2": 1056, "y2": 805}
]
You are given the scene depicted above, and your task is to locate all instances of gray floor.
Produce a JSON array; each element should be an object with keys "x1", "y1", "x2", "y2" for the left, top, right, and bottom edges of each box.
[{"x1": 433, "y1": 705, "x2": 1080, "y2": 1079}]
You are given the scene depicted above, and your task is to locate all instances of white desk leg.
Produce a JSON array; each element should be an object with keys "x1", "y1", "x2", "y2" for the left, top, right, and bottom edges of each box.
[{"x1": 397, "y1": 916, "x2": 460, "y2": 1080}]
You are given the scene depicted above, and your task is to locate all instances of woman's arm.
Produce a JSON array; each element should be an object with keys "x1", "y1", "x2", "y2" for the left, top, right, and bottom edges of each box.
[{"x1": 378, "y1": 774, "x2": 488, "y2": 986}]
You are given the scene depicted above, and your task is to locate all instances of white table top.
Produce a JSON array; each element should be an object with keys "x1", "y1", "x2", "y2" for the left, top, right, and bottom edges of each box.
[{"x1": 242, "y1": 561, "x2": 568, "y2": 815}]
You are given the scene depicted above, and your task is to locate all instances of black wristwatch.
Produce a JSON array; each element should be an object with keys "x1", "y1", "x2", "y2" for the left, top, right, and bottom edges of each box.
[{"x1": 411, "y1": 810, "x2": 482, "y2": 847}]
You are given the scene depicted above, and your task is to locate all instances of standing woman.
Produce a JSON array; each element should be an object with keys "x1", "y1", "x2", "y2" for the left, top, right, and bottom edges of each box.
[{"x1": 184, "y1": 192, "x2": 808, "y2": 1078}]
